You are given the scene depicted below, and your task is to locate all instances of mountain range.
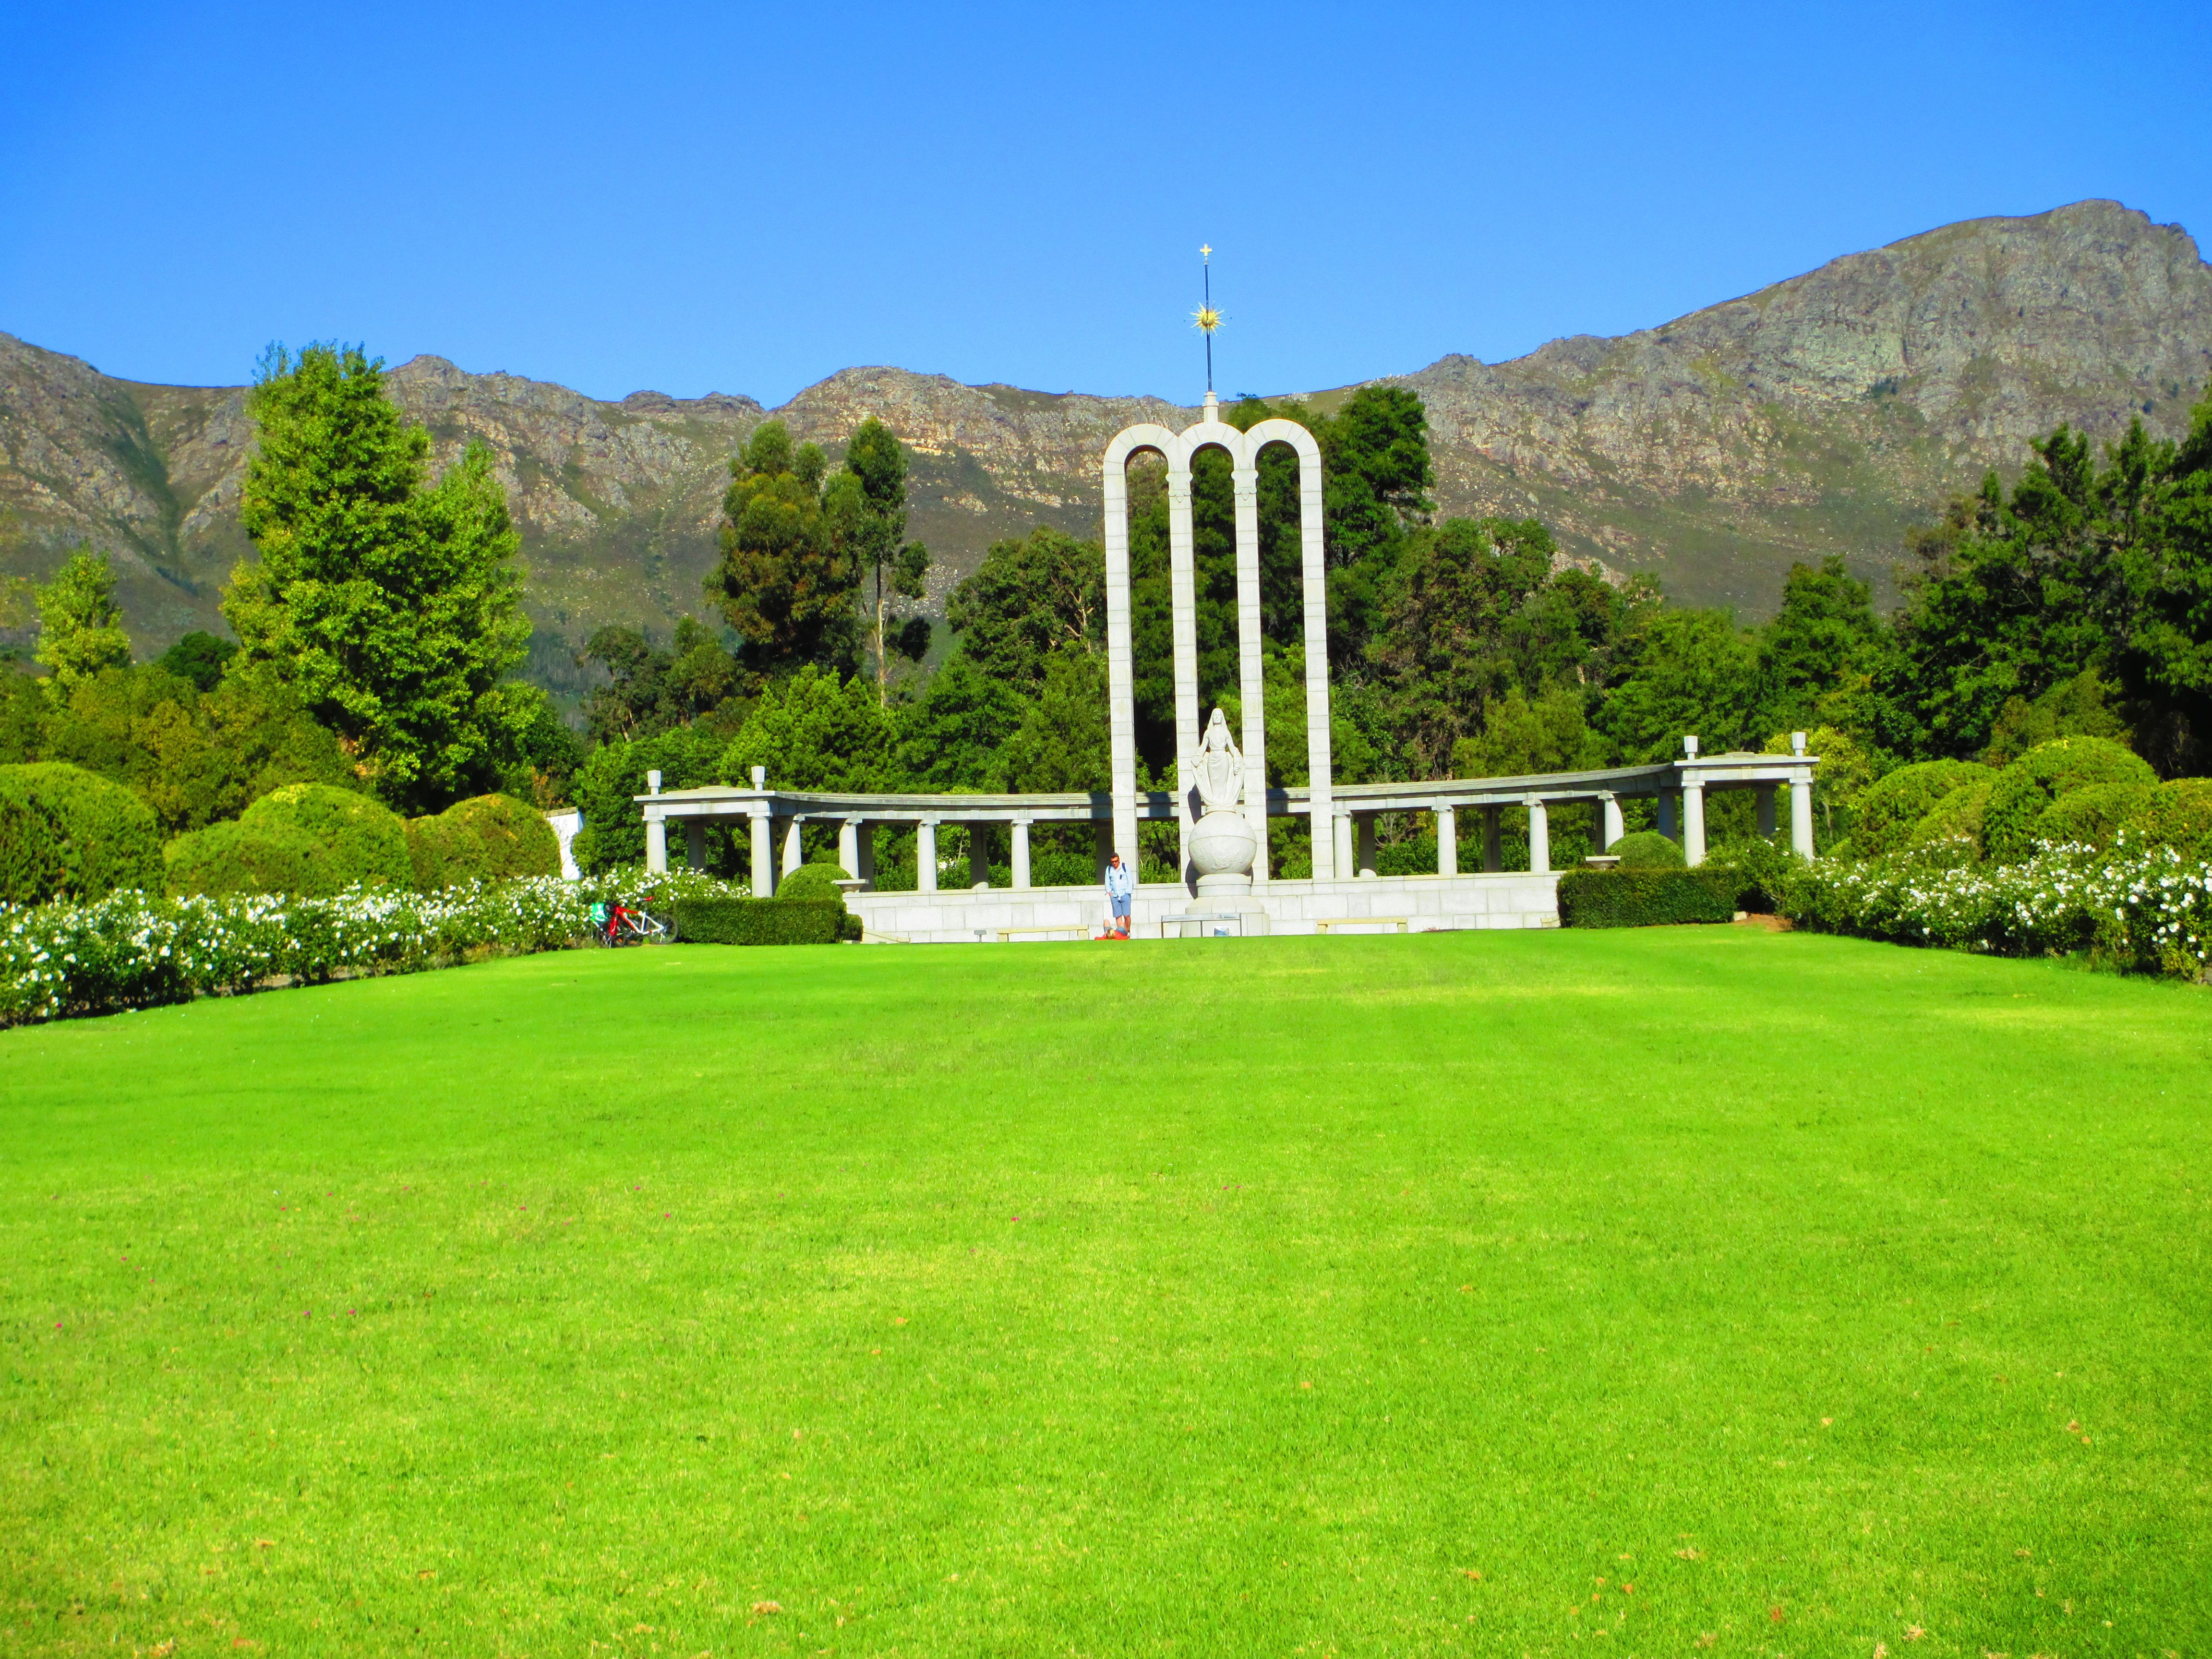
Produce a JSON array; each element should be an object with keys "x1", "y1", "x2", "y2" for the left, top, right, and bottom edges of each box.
[{"x1": 2, "y1": 198, "x2": 2207, "y2": 699}]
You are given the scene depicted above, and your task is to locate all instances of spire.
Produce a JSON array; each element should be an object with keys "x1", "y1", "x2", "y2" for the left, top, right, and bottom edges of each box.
[{"x1": 1191, "y1": 243, "x2": 1221, "y2": 398}]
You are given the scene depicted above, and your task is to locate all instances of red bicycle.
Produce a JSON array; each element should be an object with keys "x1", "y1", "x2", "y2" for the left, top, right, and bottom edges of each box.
[{"x1": 591, "y1": 896, "x2": 669, "y2": 946}]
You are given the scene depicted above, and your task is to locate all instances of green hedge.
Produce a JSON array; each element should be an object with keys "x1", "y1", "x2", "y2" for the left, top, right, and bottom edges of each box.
[
  {"x1": 1984, "y1": 737, "x2": 2155, "y2": 863},
  {"x1": 0, "y1": 761, "x2": 165, "y2": 904},
  {"x1": 671, "y1": 898, "x2": 845, "y2": 945},
  {"x1": 167, "y1": 783, "x2": 413, "y2": 897},
  {"x1": 407, "y1": 793, "x2": 559, "y2": 889},
  {"x1": 163, "y1": 818, "x2": 321, "y2": 898},
  {"x1": 1609, "y1": 829, "x2": 1684, "y2": 870},
  {"x1": 1855, "y1": 759, "x2": 1994, "y2": 858},
  {"x1": 1557, "y1": 868, "x2": 1739, "y2": 928}
]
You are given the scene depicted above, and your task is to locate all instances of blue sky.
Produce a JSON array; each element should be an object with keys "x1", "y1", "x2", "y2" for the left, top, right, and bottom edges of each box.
[{"x1": 2, "y1": 1, "x2": 2205, "y2": 407}]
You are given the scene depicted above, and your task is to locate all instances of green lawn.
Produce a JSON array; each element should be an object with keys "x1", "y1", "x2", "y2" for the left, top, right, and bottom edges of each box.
[{"x1": 2, "y1": 929, "x2": 2207, "y2": 1657}]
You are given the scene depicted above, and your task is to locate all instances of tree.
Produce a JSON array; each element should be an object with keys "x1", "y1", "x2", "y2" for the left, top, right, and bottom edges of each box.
[
  {"x1": 1751, "y1": 555, "x2": 1886, "y2": 734},
  {"x1": 891, "y1": 652, "x2": 1026, "y2": 792},
  {"x1": 719, "y1": 665, "x2": 892, "y2": 793},
  {"x1": 945, "y1": 526, "x2": 1106, "y2": 697},
  {"x1": 841, "y1": 418, "x2": 933, "y2": 700},
  {"x1": 1597, "y1": 607, "x2": 1761, "y2": 761},
  {"x1": 34, "y1": 544, "x2": 132, "y2": 688},
  {"x1": 580, "y1": 617, "x2": 745, "y2": 744},
  {"x1": 708, "y1": 421, "x2": 862, "y2": 680},
  {"x1": 2112, "y1": 387, "x2": 2212, "y2": 773},
  {"x1": 156, "y1": 631, "x2": 238, "y2": 693},
  {"x1": 998, "y1": 648, "x2": 1111, "y2": 793},
  {"x1": 225, "y1": 343, "x2": 531, "y2": 813}
]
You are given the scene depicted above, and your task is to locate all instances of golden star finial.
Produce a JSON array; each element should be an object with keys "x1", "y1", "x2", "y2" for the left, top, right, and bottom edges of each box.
[{"x1": 1199, "y1": 243, "x2": 1212, "y2": 259}]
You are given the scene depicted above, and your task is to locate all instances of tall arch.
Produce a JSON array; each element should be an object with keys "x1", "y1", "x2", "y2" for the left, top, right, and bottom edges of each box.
[{"x1": 1101, "y1": 395, "x2": 1335, "y2": 886}]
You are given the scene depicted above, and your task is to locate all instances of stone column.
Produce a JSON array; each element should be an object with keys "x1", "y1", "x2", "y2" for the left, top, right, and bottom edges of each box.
[
  {"x1": 1436, "y1": 805, "x2": 1457, "y2": 877},
  {"x1": 684, "y1": 820, "x2": 706, "y2": 871},
  {"x1": 645, "y1": 814, "x2": 667, "y2": 875},
  {"x1": 1483, "y1": 805, "x2": 1503, "y2": 873},
  {"x1": 1333, "y1": 809, "x2": 1354, "y2": 883},
  {"x1": 838, "y1": 817, "x2": 861, "y2": 876},
  {"x1": 1757, "y1": 785, "x2": 1777, "y2": 839},
  {"x1": 1298, "y1": 444, "x2": 1333, "y2": 879},
  {"x1": 749, "y1": 807, "x2": 773, "y2": 896},
  {"x1": 1600, "y1": 792, "x2": 1623, "y2": 851},
  {"x1": 1103, "y1": 449, "x2": 1141, "y2": 872},
  {"x1": 969, "y1": 824, "x2": 991, "y2": 889},
  {"x1": 781, "y1": 817, "x2": 804, "y2": 878},
  {"x1": 1355, "y1": 814, "x2": 1378, "y2": 879},
  {"x1": 1011, "y1": 819, "x2": 1032, "y2": 890},
  {"x1": 1167, "y1": 456, "x2": 1199, "y2": 879},
  {"x1": 1683, "y1": 780, "x2": 1707, "y2": 867},
  {"x1": 1231, "y1": 435, "x2": 1269, "y2": 885},
  {"x1": 1527, "y1": 797, "x2": 1550, "y2": 875},
  {"x1": 916, "y1": 819, "x2": 939, "y2": 894},
  {"x1": 854, "y1": 822, "x2": 875, "y2": 888},
  {"x1": 1791, "y1": 772, "x2": 1815, "y2": 859}
]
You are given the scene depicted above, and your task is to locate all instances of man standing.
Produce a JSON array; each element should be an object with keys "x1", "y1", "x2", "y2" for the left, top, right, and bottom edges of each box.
[{"x1": 1103, "y1": 851, "x2": 1135, "y2": 938}]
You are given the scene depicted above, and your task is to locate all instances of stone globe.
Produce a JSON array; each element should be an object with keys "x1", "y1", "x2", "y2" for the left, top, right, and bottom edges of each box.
[{"x1": 1189, "y1": 808, "x2": 1258, "y2": 885}]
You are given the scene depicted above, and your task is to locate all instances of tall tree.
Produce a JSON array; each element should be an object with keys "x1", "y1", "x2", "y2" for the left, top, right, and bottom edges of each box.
[
  {"x1": 709, "y1": 421, "x2": 862, "y2": 681},
  {"x1": 944, "y1": 526, "x2": 1106, "y2": 697},
  {"x1": 34, "y1": 544, "x2": 132, "y2": 688},
  {"x1": 1751, "y1": 554, "x2": 1886, "y2": 735},
  {"x1": 225, "y1": 344, "x2": 530, "y2": 812},
  {"x1": 840, "y1": 418, "x2": 932, "y2": 700}
]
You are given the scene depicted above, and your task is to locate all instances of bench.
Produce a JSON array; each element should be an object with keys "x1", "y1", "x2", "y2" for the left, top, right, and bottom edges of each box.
[
  {"x1": 1161, "y1": 910, "x2": 1250, "y2": 938},
  {"x1": 986, "y1": 925, "x2": 1089, "y2": 942},
  {"x1": 1313, "y1": 915, "x2": 1412, "y2": 934}
]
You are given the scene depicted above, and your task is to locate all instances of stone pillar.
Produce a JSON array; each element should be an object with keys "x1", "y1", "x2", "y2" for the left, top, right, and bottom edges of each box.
[
  {"x1": 1436, "y1": 805, "x2": 1457, "y2": 877},
  {"x1": 1482, "y1": 805, "x2": 1503, "y2": 873},
  {"x1": 838, "y1": 817, "x2": 860, "y2": 876},
  {"x1": 916, "y1": 819, "x2": 938, "y2": 894},
  {"x1": 1527, "y1": 798, "x2": 1550, "y2": 875},
  {"x1": 645, "y1": 814, "x2": 667, "y2": 875},
  {"x1": 854, "y1": 822, "x2": 875, "y2": 888},
  {"x1": 1657, "y1": 791, "x2": 1677, "y2": 842},
  {"x1": 1757, "y1": 785, "x2": 1777, "y2": 840},
  {"x1": 1333, "y1": 810, "x2": 1354, "y2": 883},
  {"x1": 1102, "y1": 446, "x2": 1142, "y2": 873},
  {"x1": 1231, "y1": 435, "x2": 1269, "y2": 885},
  {"x1": 1167, "y1": 457, "x2": 1199, "y2": 880},
  {"x1": 782, "y1": 817, "x2": 804, "y2": 878},
  {"x1": 1011, "y1": 819, "x2": 1032, "y2": 890},
  {"x1": 1683, "y1": 781, "x2": 1706, "y2": 867},
  {"x1": 969, "y1": 824, "x2": 991, "y2": 889},
  {"x1": 684, "y1": 820, "x2": 706, "y2": 871},
  {"x1": 1298, "y1": 442, "x2": 1333, "y2": 879},
  {"x1": 1600, "y1": 792, "x2": 1623, "y2": 851},
  {"x1": 1791, "y1": 772, "x2": 1815, "y2": 859},
  {"x1": 749, "y1": 807, "x2": 773, "y2": 896}
]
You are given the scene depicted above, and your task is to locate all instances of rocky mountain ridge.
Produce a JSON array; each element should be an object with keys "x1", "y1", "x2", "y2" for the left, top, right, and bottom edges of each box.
[{"x1": 3, "y1": 199, "x2": 2206, "y2": 696}]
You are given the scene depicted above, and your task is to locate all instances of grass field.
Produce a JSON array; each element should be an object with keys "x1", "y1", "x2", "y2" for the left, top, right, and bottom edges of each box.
[{"x1": 2, "y1": 928, "x2": 2207, "y2": 1657}]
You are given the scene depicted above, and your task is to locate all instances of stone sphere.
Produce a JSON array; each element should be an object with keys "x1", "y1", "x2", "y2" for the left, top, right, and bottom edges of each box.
[{"x1": 1189, "y1": 808, "x2": 1258, "y2": 878}]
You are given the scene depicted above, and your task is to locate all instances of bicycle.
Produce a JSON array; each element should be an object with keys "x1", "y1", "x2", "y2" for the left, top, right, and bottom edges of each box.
[{"x1": 591, "y1": 897, "x2": 671, "y2": 946}]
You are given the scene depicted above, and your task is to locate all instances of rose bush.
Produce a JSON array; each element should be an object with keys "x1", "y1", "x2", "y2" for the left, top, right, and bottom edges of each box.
[
  {"x1": 0, "y1": 867, "x2": 749, "y2": 1027},
  {"x1": 1777, "y1": 834, "x2": 2212, "y2": 980}
]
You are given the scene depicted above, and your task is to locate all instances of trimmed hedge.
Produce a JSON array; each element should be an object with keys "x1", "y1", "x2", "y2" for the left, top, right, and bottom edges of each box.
[
  {"x1": 1610, "y1": 830, "x2": 1685, "y2": 870},
  {"x1": 2125, "y1": 778, "x2": 2212, "y2": 859},
  {"x1": 1984, "y1": 737, "x2": 2155, "y2": 863},
  {"x1": 671, "y1": 898, "x2": 844, "y2": 945},
  {"x1": 1906, "y1": 779, "x2": 1996, "y2": 865},
  {"x1": 0, "y1": 762, "x2": 164, "y2": 904},
  {"x1": 407, "y1": 794, "x2": 560, "y2": 889},
  {"x1": 164, "y1": 818, "x2": 321, "y2": 898},
  {"x1": 772, "y1": 863, "x2": 851, "y2": 905},
  {"x1": 1855, "y1": 759, "x2": 1994, "y2": 858},
  {"x1": 1557, "y1": 868, "x2": 1739, "y2": 927},
  {"x1": 2035, "y1": 781, "x2": 2156, "y2": 851}
]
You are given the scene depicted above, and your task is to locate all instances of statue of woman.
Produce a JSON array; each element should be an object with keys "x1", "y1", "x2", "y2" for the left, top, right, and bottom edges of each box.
[{"x1": 1192, "y1": 708, "x2": 1242, "y2": 815}]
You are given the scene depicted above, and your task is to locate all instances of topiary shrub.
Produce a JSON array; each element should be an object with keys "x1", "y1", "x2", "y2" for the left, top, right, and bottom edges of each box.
[
  {"x1": 772, "y1": 863, "x2": 851, "y2": 905},
  {"x1": 0, "y1": 761, "x2": 164, "y2": 904},
  {"x1": 240, "y1": 785, "x2": 412, "y2": 890},
  {"x1": 1853, "y1": 759, "x2": 1994, "y2": 859},
  {"x1": 2123, "y1": 777, "x2": 2212, "y2": 860},
  {"x1": 1983, "y1": 737, "x2": 2156, "y2": 864},
  {"x1": 1701, "y1": 837, "x2": 1802, "y2": 912},
  {"x1": 163, "y1": 818, "x2": 321, "y2": 898},
  {"x1": 1557, "y1": 868, "x2": 1738, "y2": 927},
  {"x1": 1609, "y1": 830, "x2": 1685, "y2": 870},
  {"x1": 1905, "y1": 779, "x2": 1994, "y2": 867},
  {"x1": 2034, "y1": 781, "x2": 2156, "y2": 852},
  {"x1": 671, "y1": 897, "x2": 844, "y2": 945},
  {"x1": 406, "y1": 794, "x2": 559, "y2": 889}
]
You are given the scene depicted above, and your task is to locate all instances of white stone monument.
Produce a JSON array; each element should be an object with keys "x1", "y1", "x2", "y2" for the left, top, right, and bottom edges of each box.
[{"x1": 1101, "y1": 392, "x2": 1335, "y2": 888}]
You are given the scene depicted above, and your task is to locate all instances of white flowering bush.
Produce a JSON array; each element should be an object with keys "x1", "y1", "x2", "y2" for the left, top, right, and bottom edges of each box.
[
  {"x1": 0, "y1": 868, "x2": 751, "y2": 1027},
  {"x1": 1778, "y1": 833, "x2": 2212, "y2": 980}
]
